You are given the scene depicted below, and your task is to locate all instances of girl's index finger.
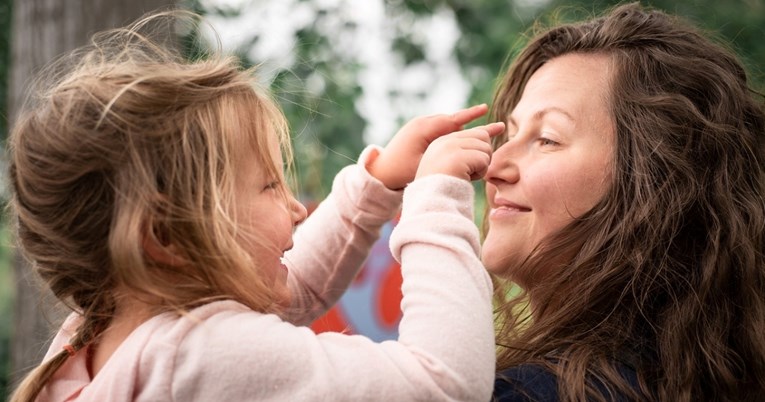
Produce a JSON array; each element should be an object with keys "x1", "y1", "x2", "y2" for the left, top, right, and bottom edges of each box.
[
  {"x1": 481, "y1": 122, "x2": 506, "y2": 137},
  {"x1": 450, "y1": 104, "x2": 489, "y2": 127}
]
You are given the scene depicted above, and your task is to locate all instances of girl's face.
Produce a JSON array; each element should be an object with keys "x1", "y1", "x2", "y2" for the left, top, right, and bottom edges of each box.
[
  {"x1": 482, "y1": 53, "x2": 615, "y2": 286},
  {"x1": 234, "y1": 135, "x2": 307, "y2": 304}
]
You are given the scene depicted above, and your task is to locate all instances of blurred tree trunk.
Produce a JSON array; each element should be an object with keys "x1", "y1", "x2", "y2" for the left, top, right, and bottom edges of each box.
[{"x1": 8, "y1": 0, "x2": 175, "y2": 386}]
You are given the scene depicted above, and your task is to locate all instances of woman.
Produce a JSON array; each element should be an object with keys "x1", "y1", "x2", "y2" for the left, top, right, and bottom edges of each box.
[{"x1": 485, "y1": 3, "x2": 765, "y2": 401}]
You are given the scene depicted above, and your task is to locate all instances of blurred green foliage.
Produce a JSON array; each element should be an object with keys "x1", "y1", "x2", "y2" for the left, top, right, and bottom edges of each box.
[
  {"x1": 194, "y1": 0, "x2": 765, "y2": 198},
  {"x1": 271, "y1": 26, "x2": 367, "y2": 199}
]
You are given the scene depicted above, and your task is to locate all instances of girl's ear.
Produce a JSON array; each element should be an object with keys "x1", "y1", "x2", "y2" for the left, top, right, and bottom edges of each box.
[{"x1": 141, "y1": 221, "x2": 188, "y2": 267}]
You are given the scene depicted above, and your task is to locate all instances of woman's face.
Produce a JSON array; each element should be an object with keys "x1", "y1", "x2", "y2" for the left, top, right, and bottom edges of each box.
[{"x1": 482, "y1": 53, "x2": 615, "y2": 286}]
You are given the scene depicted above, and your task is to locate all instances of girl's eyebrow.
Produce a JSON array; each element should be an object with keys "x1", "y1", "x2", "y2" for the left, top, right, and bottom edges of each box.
[{"x1": 507, "y1": 106, "x2": 577, "y2": 127}]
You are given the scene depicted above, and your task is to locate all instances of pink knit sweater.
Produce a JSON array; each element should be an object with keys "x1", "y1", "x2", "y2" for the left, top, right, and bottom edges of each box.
[{"x1": 37, "y1": 147, "x2": 496, "y2": 401}]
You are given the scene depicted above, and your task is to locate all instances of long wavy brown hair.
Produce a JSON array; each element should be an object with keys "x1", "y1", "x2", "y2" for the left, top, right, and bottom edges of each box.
[
  {"x1": 8, "y1": 11, "x2": 294, "y2": 402},
  {"x1": 489, "y1": 3, "x2": 765, "y2": 401}
]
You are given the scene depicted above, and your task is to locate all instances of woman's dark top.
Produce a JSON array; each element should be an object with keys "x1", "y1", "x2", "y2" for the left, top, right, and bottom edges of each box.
[{"x1": 493, "y1": 363, "x2": 641, "y2": 401}]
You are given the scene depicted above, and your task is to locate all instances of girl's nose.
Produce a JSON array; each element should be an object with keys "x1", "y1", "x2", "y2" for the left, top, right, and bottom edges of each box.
[
  {"x1": 485, "y1": 141, "x2": 520, "y2": 185},
  {"x1": 290, "y1": 195, "x2": 308, "y2": 226}
]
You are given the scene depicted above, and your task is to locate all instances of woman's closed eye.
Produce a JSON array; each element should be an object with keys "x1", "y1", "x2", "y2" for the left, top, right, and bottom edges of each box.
[{"x1": 538, "y1": 136, "x2": 560, "y2": 147}]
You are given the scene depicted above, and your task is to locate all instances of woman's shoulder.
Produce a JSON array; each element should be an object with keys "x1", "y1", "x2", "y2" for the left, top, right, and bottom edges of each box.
[
  {"x1": 493, "y1": 362, "x2": 641, "y2": 402},
  {"x1": 494, "y1": 364, "x2": 560, "y2": 402}
]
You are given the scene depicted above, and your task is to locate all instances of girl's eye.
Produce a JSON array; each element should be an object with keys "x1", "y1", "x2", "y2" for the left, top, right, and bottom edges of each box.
[{"x1": 264, "y1": 181, "x2": 280, "y2": 191}]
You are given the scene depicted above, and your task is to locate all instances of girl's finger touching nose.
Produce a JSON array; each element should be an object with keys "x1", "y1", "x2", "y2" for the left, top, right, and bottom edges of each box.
[{"x1": 484, "y1": 122, "x2": 506, "y2": 138}]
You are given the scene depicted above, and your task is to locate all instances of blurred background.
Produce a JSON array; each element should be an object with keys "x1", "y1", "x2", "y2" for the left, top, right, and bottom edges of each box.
[{"x1": 0, "y1": 0, "x2": 762, "y2": 398}]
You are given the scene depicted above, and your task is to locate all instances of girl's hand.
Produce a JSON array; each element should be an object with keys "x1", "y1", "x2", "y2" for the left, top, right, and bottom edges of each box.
[
  {"x1": 367, "y1": 104, "x2": 492, "y2": 190},
  {"x1": 416, "y1": 122, "x2": 505, "y2": 181}
]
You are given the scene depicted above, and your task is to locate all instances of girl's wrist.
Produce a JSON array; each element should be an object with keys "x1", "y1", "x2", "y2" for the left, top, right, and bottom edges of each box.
[{"x1": 364, "y1": 147, "x2": 401, "y2": 190}]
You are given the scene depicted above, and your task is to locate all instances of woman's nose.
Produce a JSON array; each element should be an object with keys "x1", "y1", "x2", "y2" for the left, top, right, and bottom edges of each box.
[{"x1": 485, "y1": 141, "x2": 520, "y2": 185}]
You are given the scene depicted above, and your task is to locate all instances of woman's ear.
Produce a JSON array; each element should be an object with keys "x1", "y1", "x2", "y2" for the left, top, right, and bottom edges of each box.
[{"x1": 141, "y1": 220, "x2": 188, "y2": 267}]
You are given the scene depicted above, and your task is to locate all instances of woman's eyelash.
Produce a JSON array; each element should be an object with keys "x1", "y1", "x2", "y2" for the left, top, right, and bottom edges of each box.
[{"x1": 539, "y1": 137, "x2": 559, "y2": 146}]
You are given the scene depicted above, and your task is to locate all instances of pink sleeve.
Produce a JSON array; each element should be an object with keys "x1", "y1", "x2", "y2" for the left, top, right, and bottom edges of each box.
[
  {"x1": 390, "y1": 174, "x2": 496, "y2": 400},
  {"x1": 169, "y1": 175, "x2": 495, "y2": 401},
  {"x1": 281, "y1": 146, "x2": 403, "y2": 325}
]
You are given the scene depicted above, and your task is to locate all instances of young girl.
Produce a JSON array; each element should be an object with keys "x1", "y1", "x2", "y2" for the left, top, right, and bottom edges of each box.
[
  {"x1": 8, "y1": 12, "x2": 504, "y2": 402},
  {"x1": 485, "y1": 3, "x2": 765, "y2": 401}
]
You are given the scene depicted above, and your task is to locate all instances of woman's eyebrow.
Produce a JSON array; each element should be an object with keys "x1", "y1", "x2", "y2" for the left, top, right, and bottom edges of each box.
[{"x1": 507, "y1": 106, "x2": 577, "y2": 127}]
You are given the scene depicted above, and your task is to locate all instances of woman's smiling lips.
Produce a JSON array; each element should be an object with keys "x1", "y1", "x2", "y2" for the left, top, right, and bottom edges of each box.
[{"x1": 489, "y1": 197, "x2": 531, "y2": 219}]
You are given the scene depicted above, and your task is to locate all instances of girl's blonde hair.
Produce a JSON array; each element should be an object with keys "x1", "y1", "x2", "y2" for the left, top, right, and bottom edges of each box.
[{"x1": 8, "y1": 11, "x2": 293, "y2": 402}]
